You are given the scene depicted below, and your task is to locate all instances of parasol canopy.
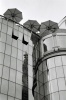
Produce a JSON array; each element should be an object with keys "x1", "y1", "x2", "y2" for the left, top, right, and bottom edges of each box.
[
  {"x1": 23, "y1": 20, "x2": 40, "y2": 33},
  {"x1": 4, "y1": 8, "x2": 23, "y2": 22},
  {"x1": 40, "y1": 20, "x2": 59, "y2": 34}
]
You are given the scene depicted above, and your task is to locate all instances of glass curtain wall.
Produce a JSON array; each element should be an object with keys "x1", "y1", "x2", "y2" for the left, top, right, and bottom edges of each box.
[{"x1": 0, "y1": 16, "x2": 34, "y2": 100}]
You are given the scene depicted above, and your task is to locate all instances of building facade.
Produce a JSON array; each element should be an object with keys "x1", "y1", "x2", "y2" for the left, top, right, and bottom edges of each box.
[
  {"x1": 0, "y1": 15, "x2": 34, "y2": 100},
  {"x1": 32, "y1": 18, "x2": 66, "y2": 100}
]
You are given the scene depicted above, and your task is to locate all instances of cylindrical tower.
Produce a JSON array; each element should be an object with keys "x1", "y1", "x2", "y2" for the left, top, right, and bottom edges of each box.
[{"x1": 32, "y1": 20, "x2": 66, "y2": 100}]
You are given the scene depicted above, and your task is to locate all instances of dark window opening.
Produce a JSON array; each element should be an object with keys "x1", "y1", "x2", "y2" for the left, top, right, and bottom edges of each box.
[
  {"x1": 22, "y1": 35, "x2": 28, "y2": 45},
  {"x1": 12, "y1": 29, "x2": 18, "y2": 40}
]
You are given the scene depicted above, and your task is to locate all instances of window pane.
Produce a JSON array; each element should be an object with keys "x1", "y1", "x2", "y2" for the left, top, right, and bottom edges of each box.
[
  {"x1": 63, "y1": 66, "x2": 66, "y2": 77},
  {"x1": 49, "y1": 68, "x2": 56, "y2": 80},
  {"x1": 10, "y1": 69, "x2": 16, "y2": 82},
  {"x1": 0, "y1": 32, "x2": 6, "y2": 43},
  {"x1": 0, "y1": 65, "x2": 3, "y2": 77},
  {"x1": 17, "y1": 59, "x2": 22, "y2": 72},
  {"x1": 52, "y1": 92, "x2": 59, "y2": 100},
  {"x1": 56, "y1": 66, "x2": 64, "y2": 78},
  {"x1": 8, "y1": 21, "x2": 13, "y2": 27},
  {"x1": 1, "y1": 79, "x2": 8, "y2": 94},
  {"x1": 58, "y1": 78, "x2": 66, "y2": 91},
  {"x1": 12, "y1": 38, "x2": 17, "y2": 48},
  {"x1": 0, "y1": 53, "x2": 4, "y2": 64},
  {"x1": 19, "y1": 32, "x2": 23, "y2": 40},
  {"x1": 11, "y1": 47, "x2": 17, "y2": 58},
  {"x1": 8, "y1": 96, "x2": 14, "y2": 100},
  {"x1": 6, "y1": 35, "x2": 12, "y2": 45},
  {"x1": 50, "y1": 79, "x2": 58, "y2": 93},
  {"x1": 55, "y1": 56, "x2": 62, "y2": 66},
  {"x1": 11, "y1": 57, "x2": 16, "y2": 69},
  {"x1": 43, "y1": 71, "x2": 49, "y2": 83},
  {"x1": 24, "y1": 34, "x2": 28, "y2": 42},
  {"x1": 3, "y1": 19, "x2": 7, "y2": 25},
  {"x1": 5, "y1": 44, "x2": 11, "y2": 55},
  {"x1": 2, "y1": 66, "x2": 9, "y2": 80},
  {"x1": 18, "y1": 40, "x2": 22, "y2": 50},
  {"x1": 14, "y1": 29, "x2": 18, "y2": 37},
  {"x1": 4, "y1": 55, "x2": 10, "y2": 67},
  {"x1": 16, "y1": 84, "x2": 22, "y2": 99},
  {"x1": 8, "y1": 82, "x2": 15, "y2": 97},
  {"x1": 17, "y1": 49, "x2": 22, "y2": 60},
  {"x1": 40, "y1": 85, "x2": 44, "y2": 96},
  {"x1": 0, "y1": 23, "x2": 1, "y2": 30},
  {"x1": 7, "y1": 27, "x2": 12, "y2": 36},
  {"x1": 0, "y1": 42, "x2": 5, "y2": 53},
  {"x1": 2, "y1": 24, "x2": 7, "y2": 33},
  {"x1": 0, "y1": 94, "x2": 7, "y2": 100},
  {"x1": 60, "y1": 91, "x2": 66, "y2": 100},
  {"x1": 16, "y1": 71, "x2": 22, "y2": 85},
  {"x1": 62, "y1": 56, "x2": 66, "y2": 65},
  {"x1": 29, "y1": 46, "x2": 33, "y2": 55},
  {"x1": 47, "y1": 57, "x2": 55, "y2": 69}
]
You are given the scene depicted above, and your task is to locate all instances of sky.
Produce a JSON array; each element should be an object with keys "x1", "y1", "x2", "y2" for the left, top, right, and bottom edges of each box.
[{"x1": 0, "y1": 0, "x2": 66, "y2": 25}]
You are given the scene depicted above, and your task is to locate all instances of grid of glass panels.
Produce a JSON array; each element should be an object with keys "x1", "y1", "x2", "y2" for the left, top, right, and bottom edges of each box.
[
  {"x1": 34, "y1": 55, "x2": 66, "y2": 100},
  {"x1": 42, "y1": 33, "x2": 66, "y2": 54},
  {"x1": 0, "y1": 16, "x2": 34, "y2": 100}
]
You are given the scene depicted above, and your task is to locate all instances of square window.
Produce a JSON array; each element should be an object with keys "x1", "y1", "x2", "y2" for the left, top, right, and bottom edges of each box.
[
  {"x1": 7, "y1": 26, "x2": 12, "y2": 36},
  {"x1": 0, "y1": 53, "x2": 4, "y2": 64},
  {"x1": 17, "y1": 49, "x2": 22, "y2": 60},
  {"x1": 1, "y1": 79, "x2": 8, "y2": 94},
  {"x1": 11, "y1": 57, "x2": 16, "y2": 69},
  {"x1": 4, "y1": 55, "x2": 10, "y2": 67},
  {"x1": 0, "y1": 32, "x2": 6, "y2": 43},
  {"x1": 2, "y1": 24, "x2": 7, "y2": 33},
  {"x1": 6, "y1": 35, "x2": 12, "y2": 45},
  {"x1": 2, "y1": 66, "x2": 9, "y2": 80},
  {"x1": 0, "y1": 42, "x2": 5, "y2": 53},
  {"x1": 12, "y1": 39, "x2": 17, "y2": 48},
  {"x1": 11, "y1": 47, "x2": 17, "y2": 58},
  {"x1": 5, "y1": 44, "x2": 11, "y2": 55},
  {"x1": 8, "y1": 82, "x2": 15, "y2": 97},
  {"x1": 17, "y1": 59, "x2": 22, "y2": 72},
  {"x1": 16, "y1": 84, "x2": 22, "y2": 99},
  {"x1": 10, "y1": 69, "x2": 16, "y2": 82},
  {"x1": 16, "y1": 71, "x2": 22, "y2": 85},
  {"x1": 23, "y1": 44, "x2": 28, "y2": 53}
]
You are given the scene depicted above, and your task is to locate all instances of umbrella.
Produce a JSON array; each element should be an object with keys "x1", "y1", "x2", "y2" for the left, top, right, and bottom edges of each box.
[
  {"x1": 40, "y1": 20, "x2": 59, "y2": 34},
  {"x1": 4, "y1": 8, "x2": 23, "y2": 22},
  {"x1": 23, "y1": 20, "x2": 40, "y2": 33}
]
